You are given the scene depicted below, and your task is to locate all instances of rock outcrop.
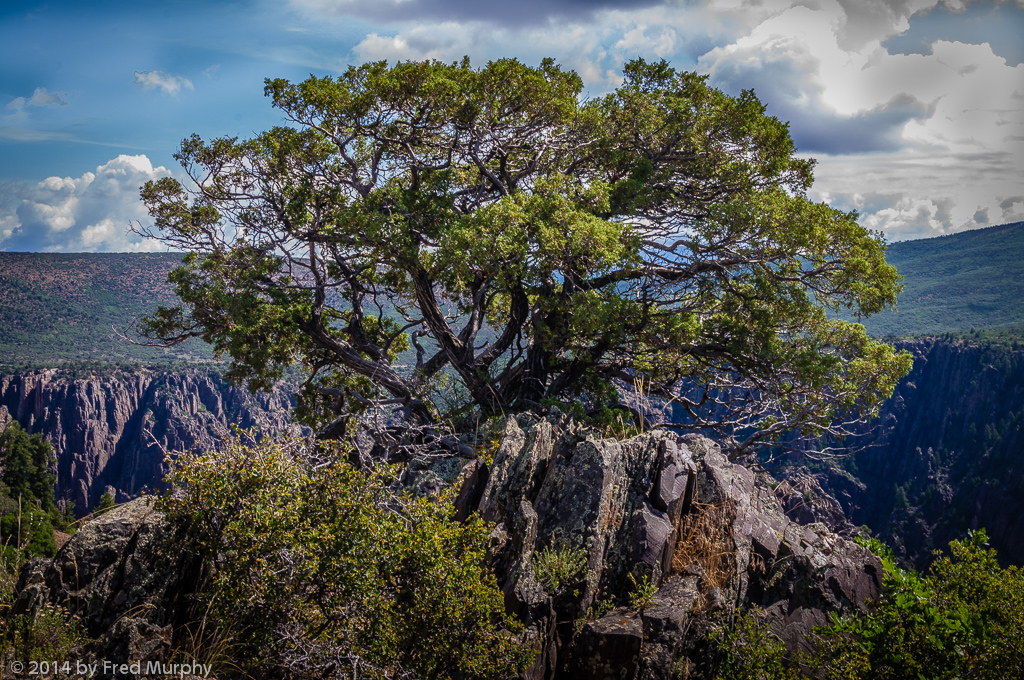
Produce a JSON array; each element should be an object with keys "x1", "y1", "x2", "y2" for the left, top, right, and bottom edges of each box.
[
  {"x1": 0, "y1": 368, "x2": 294, "y2": 515},
  {"x1": 449, "y1": 414, "x2": 882, "y2": 678},
  {"x1": 13, "y1": 497, "x2": 200, "y2": 666},
  {"x1": 13, "y1": 415, "x2": 882, "y2": 679}
]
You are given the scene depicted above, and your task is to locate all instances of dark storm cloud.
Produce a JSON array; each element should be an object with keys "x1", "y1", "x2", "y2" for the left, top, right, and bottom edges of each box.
[
  {"x1": 303, "y1": 0, "x2": 667, "y2": 27},
  {"x1": 707, "y1": 56, "x2": 930, "y2": 155},
  {"x1": 777, "y1": 94, "x2": 931, "y2": 155}
]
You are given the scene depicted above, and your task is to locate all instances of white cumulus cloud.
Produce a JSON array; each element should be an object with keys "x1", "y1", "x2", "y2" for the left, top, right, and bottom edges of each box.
[
  {"x1": 685, "y1": 2, "x2": 1024, "y2": 239},
  {"x1": 133, "y1": 69, "x2": 194, "y2": 96},
  {"x1": 0, "y1": 155, "x2": 174, "y2": 252}
]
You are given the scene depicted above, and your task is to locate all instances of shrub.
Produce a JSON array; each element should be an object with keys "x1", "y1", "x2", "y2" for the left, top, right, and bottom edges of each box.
[
  {"x1": 0, "y1": 505, "x2": 55, "y2": 558},
  {"x1": 0, "y1": 422, "x2": 67, "y2": 558},
  {"x1": 0, "y1": 546, "x2": 87, "y2": 670},
  {"x1": 814, "y1": 529, "x2": 1024, "y2": 679},
  {"x1": 706, "y1": 531, "x2": 1024, "y2": 680},
  {"x1": 93, "y1": 492, "x2": 116, "y2": 515},
  {"x1": 160, "y1": 436, "x2": 531, "y2": 679},
  {"x1": 3, "y1": 603, "x2": 86, "y2": 666},
  {"x1": 710, "y1": 610, "x2": 803, "y2": 680},
  {"x1": 627, "y1": 572, "x2": 657, "y2": 610},
  {"x1": 532, "y1": 544, "x2": 588, "y2": 595}
]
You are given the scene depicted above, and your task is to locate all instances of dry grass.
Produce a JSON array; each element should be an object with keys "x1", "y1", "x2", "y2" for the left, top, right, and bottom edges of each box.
[
  {"x1": 167, "y1": 588, "x2": 246, "y2": 680},
  {"x1": 670, "y1": 499, "x2": 736, "y2": 593}
]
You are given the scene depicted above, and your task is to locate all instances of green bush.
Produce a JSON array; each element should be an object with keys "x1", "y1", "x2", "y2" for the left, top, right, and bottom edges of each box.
[
  {"x1": 532, "y1": 544, "x2": 588, "y2": 595},
  {"x1": 93, "y1": 492, "x2": 116, "y2": 516},
  {"x1": 0, "y1": 530, "x2": 86, "y2": 671},
  {"x1": 711, "y1": 611, "x2": 803, "y2": 680},
  {"x1": 709, "y1": 531, "x2": 1024, "y2": 680},
  {"x1": 3, "y1": 603, "x2": 86, "y2": 666},
  {"x1": 160, "y1": 437, "x2": 531, "y2": 679},
  {"x1": 0, "y1": 506, "x2": 55, "y2": 558},
  {"x1": 815, "y1": 529, "x2": 1024, "y2": 679},
  {"x1": 627, "y1": 572, "x2": 657, "y2": 610}
]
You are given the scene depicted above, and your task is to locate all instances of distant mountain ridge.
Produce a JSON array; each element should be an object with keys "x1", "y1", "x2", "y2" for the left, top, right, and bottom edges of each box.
[
  {"x1": 859, "y1": 221, "x2": 1024, "y2": 337},
  {"x1": 0, "y1": 252, "x2": 210, "y2": 366}
]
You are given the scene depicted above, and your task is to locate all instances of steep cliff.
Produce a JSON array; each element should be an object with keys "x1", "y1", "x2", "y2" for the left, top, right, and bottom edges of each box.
[
  {"x1": 0, "y1": 368, "x2": 294, "y2": 515},
  {"x1": 819, "y1": 338, "x2": 1024, "y2": 566}
]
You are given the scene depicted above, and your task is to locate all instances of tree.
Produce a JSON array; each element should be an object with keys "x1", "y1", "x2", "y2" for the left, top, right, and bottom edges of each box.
[
  {"x1": 0, "y1": 423, "x2": 58, "y2": 557},
  {"x1": 135, "y1": 57, "x2": 912, "y2": 457},
  {"x1": 93, "y1": 492, "x2": 116, "y2": 515},
  {"x1": 0, "y1": 423, "x2": 56, "y2": 515}
]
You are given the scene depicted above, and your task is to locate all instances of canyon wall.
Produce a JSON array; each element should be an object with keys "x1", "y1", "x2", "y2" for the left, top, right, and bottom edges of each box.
[
  {"x1": 823, "y1": 338, "x2": 1024, "y2": 565},
  {"x1": 2, "y1": 336, "x2": 1021, "y2": 565},
  {"x1": 0, "y1": 368, "x2": 294, "y2": 515}
]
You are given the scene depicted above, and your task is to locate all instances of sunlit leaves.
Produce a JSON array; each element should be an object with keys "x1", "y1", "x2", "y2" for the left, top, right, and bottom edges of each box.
[
  {"x1": 815, "y1": 531, "x2": 1024, "y2": 679},
  {"x1": 160, "y1": 438, "x2": 530, "y2": 679},
  {"x1": 139, "y1": 56, "x2": 911, "y2": 454}
]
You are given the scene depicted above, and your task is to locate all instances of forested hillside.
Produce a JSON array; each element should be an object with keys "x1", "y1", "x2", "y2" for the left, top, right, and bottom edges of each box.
[
  {"x1": 860, "y1": 221, "x2": 1024, "y2": 336},
  {"x1": 0, "y1": 252, "x2": 210, "y2": 366}
]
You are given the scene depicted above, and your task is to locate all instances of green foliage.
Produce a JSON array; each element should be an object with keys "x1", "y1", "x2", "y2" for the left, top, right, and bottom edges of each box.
[
  {"x1": 711, "y1": 610, "x2": 803, "y2": 680},
  {"x1": 0, "y1": 423, "x2": 62, "y2": 558},
  {"x1": 3, "y1": 603, "x2": 86, "y2": 666},
  {"x1": 138, "y1": 56, "x2": 911, "y2": 454},
  {"x1": 626, "y1": 572, "x2": 657, "y2": 610},
  {"x1": 532, "y1": 544, "x2": 588, "y2": 595},
  {"x1": 815, "y1": 529, "x2": 1024, "y2": 679},
  {"x1": 0, "y1": 506, "x2": 55, "y2": 559},
  {"x1": 0, "y1": 423, "x2": 55, "y2": 515},
  {"x1": 945, "y1": 325, "x2": 1024, "y2": 349},
  {"x1": 706, "y1": 532, "x2": 1024, "y2": 680},
  {"x1": 93, "y1": 492, "x2": 116, "y2": 515},
  {"x1": 0, "y1": 528, "x2": 87, "y2": 670},
  {"x1": 160, "y1": 437, "x2": 531, "y2": 679},
  {"x1": 0, "y1": 252, "x2": 213, "y2": 367}
]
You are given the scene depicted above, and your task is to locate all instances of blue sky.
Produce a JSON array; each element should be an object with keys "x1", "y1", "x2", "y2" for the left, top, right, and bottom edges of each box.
[{"x1": 1, "y1": 0, "x2": 1022, "y2": 251}]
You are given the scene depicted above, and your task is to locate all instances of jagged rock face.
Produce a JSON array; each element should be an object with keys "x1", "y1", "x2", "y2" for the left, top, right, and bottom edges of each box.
[
  {"x1": 457, "y1": 415, "x2": 882, "y2": 679},
  {"x1": 773, "y1": 467, "x2": 859, "y2": 537},
  {"x1": 0, "y1": 369, "x2": 293, "y2": 515},
  {"x1": 14, "y1": 497, "x2": 201, "y2": 669}
]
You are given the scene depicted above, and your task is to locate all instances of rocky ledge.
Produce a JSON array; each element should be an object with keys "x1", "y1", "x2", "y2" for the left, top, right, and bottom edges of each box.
[
  {"x1": 407, "y1": 414, "x2": 881, "y2": 678},
  {"x1": 13, "y1": 414, "x2": 881, "y2": 679},
  {"x1": 13, "y1": 497, "x2": 202, "y2": 668}
]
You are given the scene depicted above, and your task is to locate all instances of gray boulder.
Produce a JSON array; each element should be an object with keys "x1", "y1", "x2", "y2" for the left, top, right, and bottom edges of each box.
[
  {"x1": 13, "y1": 497, "x2": 198, "y2": 673},
  {"x1": 453, "y1": 416, "x2": 883, "y2": 678}
]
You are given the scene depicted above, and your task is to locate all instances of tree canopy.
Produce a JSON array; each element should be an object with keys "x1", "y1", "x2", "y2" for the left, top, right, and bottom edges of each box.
[
  {"x1": 0, "y1": 422, "x2": 60, "y2": 557},
  {"x1": 137, "y1": 57, "x2": 911, "y2": 456}
]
